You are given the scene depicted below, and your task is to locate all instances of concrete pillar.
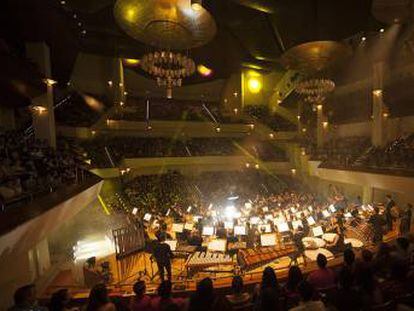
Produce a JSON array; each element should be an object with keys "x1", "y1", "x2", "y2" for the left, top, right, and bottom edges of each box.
[
  {"x1": 372, "y1": 62, "x2": 385, "y2": 147},
  {"x1": 26, "y1": 42, "x2": 56, "y2": 148},
  {"x1": 362, "y1": 185, "x2": 373, "y2": 204},
  {"x1": 316, "y1": 104, "x2": 326, "y2": 148}
]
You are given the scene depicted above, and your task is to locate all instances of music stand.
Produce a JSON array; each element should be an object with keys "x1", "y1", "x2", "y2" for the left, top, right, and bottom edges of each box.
[{"x1": 260, "y1": 233, "x2": 277, "y2": 247}]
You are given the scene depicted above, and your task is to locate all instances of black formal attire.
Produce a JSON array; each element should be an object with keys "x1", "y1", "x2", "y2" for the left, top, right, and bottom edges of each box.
[
  {"x1": 399, "y1": 208, "x2": 412, "y2": 235},
  {"x1": 153, "y1": 241, "x2": 173, "y2": 280},
  {"x1": 385, "y1": 199, "x2": 395, "y2": 232},
  {"x1": 369, "y1": 214, "x2": 386, "y2": 243}
]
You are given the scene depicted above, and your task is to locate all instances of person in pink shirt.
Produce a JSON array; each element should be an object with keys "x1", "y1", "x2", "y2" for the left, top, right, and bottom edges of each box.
[
  {"x1": 130, "y1": 281, "x2": 153, "y2": 311},
  {"x1": 307, "y1": 254, "x2": 336, "y2": 290},
  {"x1": 150, "y1": 281, "x2": 186, "y2": 311}
]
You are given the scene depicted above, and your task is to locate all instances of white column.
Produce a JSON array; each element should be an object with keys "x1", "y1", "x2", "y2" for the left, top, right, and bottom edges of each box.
[{"x1": 372, "y1": 62, "x2": 385, "y2": 147}]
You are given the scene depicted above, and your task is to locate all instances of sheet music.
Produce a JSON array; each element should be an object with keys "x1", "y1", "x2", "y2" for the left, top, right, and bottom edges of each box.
[
  {"x1": 207, "y1": 239, "x2": 227, "y2": 252},
  {"x1": 165, "y1": 240, "x2": 177, "y2": 251},
  {"x1": 260, "y1": 233, "x2": 277, "y2": 246},
  {"x1": 234, "y1": 225, "x2": 246, "y2": 235},
  {"x1": 202, "y1": 226, "x2": 214, "y2": 236},
  {"x1": 172, "y1": 223, "x2": 184, "y2": 233}
]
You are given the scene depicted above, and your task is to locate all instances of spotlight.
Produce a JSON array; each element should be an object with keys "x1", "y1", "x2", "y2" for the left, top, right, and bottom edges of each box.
[
  {"x1": 379, "y1": 28, "x2": 385, "y2": 33},
  {"x1": 197, "y1": 64, "x2": 213, "y2": 77},
  {"x1": 108, "y1": 80, "x2": 113, "y2": 87},
  {"x1": 361, "y1": 36, "x2": 367, "y2": 42},
  {"x1": 191, "y1": 0, "x2": 203, "y2": 11},
  {"x1": 247, "y1": 77, "x2": 262, "y2": 93}
]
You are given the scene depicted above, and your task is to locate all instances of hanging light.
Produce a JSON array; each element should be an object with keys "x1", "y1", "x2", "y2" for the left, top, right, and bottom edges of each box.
[{"x1": 191, "y1": 0, "x2": 203, "y2": 11}]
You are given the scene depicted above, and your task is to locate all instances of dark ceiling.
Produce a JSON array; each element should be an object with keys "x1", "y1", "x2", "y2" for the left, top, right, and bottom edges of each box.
[{"x1": 0, "y1": 0, "x2": 381, "y2": 85}]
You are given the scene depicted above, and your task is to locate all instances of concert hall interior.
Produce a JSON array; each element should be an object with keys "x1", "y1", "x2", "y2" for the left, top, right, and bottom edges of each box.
[{"x1": 1, "y1": 0, "x2": 414, "y2": 310}]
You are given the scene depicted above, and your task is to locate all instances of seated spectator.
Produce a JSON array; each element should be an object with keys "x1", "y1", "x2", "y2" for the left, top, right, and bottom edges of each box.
[
  {"x1": 392, "y1": 237, "x2": 411, "y2": 264},
  {"x1": 130, "y1": 280, "x2": 152, "y2": 311},
  {"x1": 188, "y1": 278, "x2": 218, "y2": 311},
  {"x1": 85, "y1": 284, "x2": 116, "y2": 311},
  {"x1": 333, "y1": 267, "x2": 362, "y2": 311},
  {"x1": 289, "y1": 281, "x2": 326, "y2": 311},
  {"x1": 225, "y1": 276, "x2": 251, "y2": 308},
  {"x1": 151, "y1": 281, "x2": 186, "y2": 311},
  {"x1": 49, "y1": 289, "x2": 77, "y2": 311},
  {"x1": 355, "y1": 266, "x2": 383, "y2": 308},
  {"x1": 307, "y1": 254, "x2": 336, "y2": 290},
  {"x1": 8, "y1": 284, "x2": 46, "y2": 311},
  {"x1": 373, "y1": 243, "x2": 392, "y2": 278},
  {"x1": 284, "y1": 266, "x2": 304, "y2": 300},
  {"x1": 380, "y1": 261, "x2": 413, "y2": 301},
  {"x1": 253, "y1": 267, "x2": 280, "y2": 310}
]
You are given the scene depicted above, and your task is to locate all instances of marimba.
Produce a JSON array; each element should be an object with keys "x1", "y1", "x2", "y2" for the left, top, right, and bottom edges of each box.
[
  {"x1": 185, "y1": 251, "x2": 234, "y2": 276},
  {"x1": 238, "y1": 245, "x2": 295, "y2": 271}
]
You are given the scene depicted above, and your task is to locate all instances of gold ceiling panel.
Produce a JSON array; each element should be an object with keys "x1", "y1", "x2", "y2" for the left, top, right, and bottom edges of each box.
[
  {"x1": 114, "y1": 0, "x2": 217, "y2": 50},
  {"x1": 280, "y1": 41, "x2": 352, "y2": 74}
]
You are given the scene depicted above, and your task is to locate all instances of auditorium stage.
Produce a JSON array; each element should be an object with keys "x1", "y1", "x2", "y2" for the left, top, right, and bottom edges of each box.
[{"x1": 42, "y1": 229, "x2": 399, "y2": 300}]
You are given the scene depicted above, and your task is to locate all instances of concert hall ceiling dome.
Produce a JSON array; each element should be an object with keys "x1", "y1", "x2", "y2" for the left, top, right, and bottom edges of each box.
[{"x1": 113, "y1": 0, "x2": 217, "y2": 50}]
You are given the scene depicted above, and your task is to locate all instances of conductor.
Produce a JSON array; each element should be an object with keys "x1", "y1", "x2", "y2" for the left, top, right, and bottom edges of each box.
[{"x1": 152, "y1": 233, "x2": 173, "y2": 281}]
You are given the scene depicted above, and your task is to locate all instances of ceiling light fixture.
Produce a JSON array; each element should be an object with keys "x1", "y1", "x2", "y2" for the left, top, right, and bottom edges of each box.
[
  {"x1": 379, "y1": 28, "x2": 385, "y2": 33},
  {"x1": 191, "y1": 0, "x2": 203, "y2": 11},
  {"x1": 361, "y1": 36, "x2": 367, "y2": 42},
  {"x1": 248, "y1": 77, "x2": 262, "y2": 93},
  {"x1": 197, "y1": 64, "x2": 213, "y2": 76}
]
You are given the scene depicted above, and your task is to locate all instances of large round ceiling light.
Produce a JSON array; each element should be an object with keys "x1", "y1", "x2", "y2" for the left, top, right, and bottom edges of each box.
[{"x1": 248, "y1": 77, "x2": 262, "y2": 93}]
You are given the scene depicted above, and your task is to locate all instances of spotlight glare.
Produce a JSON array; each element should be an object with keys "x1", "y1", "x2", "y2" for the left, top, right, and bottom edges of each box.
[{"x1": 247, "y1": 77, "x2": 262, "y2": 93}]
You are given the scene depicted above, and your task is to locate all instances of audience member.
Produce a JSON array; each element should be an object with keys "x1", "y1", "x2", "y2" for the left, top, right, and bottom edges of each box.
[
  {"x1": 129, "y1": 281, "x2": 152, "y2": 311},
  {"x1": 49, "y1": 289, "x2": 78, "y2": 311},
  {"x1": 85, "y1": 284, "x2": 116, "y2": 311},
  {"x1": 151, "y1": 281, "x2": 185, "y2": 311},
  {"x1": 289, "y1": 281, "x2": 325, "y2": 311},
  {"x1": 225, "y1": 276, "x2": 251, "y2": 308},
  {"x1": 307, "y1": 254, "x2": 336, "y2": 290},
  {"x1": 8, "y1": 284, "x2": 46, "y2": 311},
  {"x1": 188, "y1": 278, "x2": 217, "y2": 311}
]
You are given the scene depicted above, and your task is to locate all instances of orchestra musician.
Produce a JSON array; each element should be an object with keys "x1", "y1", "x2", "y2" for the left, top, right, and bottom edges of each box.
[
  {"x1": 292, "y1": 226, "x2": 306, "y2": 266},
  {"x1": 385, "y1": 194, "x2": 395, "y2": 232},
  {"x1": 368, "y1": 206, "x2": 386, "y2": 244},
  {"x1": 152, "y1": 233, "x2": 174, "y2": 281}
]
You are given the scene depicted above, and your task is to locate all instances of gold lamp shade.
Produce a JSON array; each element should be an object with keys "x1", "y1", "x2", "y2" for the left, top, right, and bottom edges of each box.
[
  {"x1": 280, "y1": 41, "x2": 352, "y2": 74},
  {"x1": 113, "y1": 0, "x2": 217, "y2": 50}
]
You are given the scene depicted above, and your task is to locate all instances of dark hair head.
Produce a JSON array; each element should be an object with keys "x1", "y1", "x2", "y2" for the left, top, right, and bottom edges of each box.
[
  {"x1": 87, "y1": 284, "x2": 110, "y2": 311},
  {"x1": 133, "y1": 281, "x2": 146, "y2": 297},
  {"x1": 13, "y1": 284, "x2": 36, "y2": 306},
  {"x1": 261, "y1": 267, "x2": 279, "y2": 290},
  {"x1": 158, "y1": 233, "x2": 166, "y2": 242},
  {"x1": 343, "y1": 249, "x2": 355, "y2": 266},
  {"x1": 316, "y1": 254, "x2": 327, "y2": 269},
  {"x1": 50, "y1": 289, "x2": 70, "y2": 311},
  {"x1": 356, "y1": 267, "x2": 375, "y2": 293},
  {"x1": 196, "y1": 277, "x2": 214, "y2": 298},
  {"x1": 231, "y1": 276, "x2": 244, "y2": 294},
  {"x1": 286, "y1": 266, "x2": 303, "y2": 291},
  {"x1": 396, "y1": 237, "x2": 409, "y2": 251},
  {"x1": 158, "y1": 280, "x2": 172, "y2": 299},
  {"x1": 391, "y1": 261, "x2": 408, "y2": 281},
  {"x1": 362, "y1": 249, "x2": 373, "y2": 263},
  {"x1": 339, "y1": 268, "x2": 354, "y2": 290},
  {"x1": 298, "y1": 281, "x2": 314, "y2": 302}
]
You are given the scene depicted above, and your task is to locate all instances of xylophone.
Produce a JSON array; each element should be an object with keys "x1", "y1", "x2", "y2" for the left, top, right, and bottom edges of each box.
[
  {"x1": 238, "y1": 244, "x2": 296, "y2": 271},
  {"x1": 173, "y1": 244, "x2": 198, "y2": 258},
  {"x1": 185, "y1": 251, "x2": 234, "y2": 276}
]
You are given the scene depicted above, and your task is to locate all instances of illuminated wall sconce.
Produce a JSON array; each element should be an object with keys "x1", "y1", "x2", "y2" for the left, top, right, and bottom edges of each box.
[
  {"x1": 32, "y1": 105, "x2": 47, "y2": 114},
  {"x1": 124, "y1": 91, "x2": 128, "y2": 96},
  {"x1": 269, "y1": 133, "x2": 274, "y2": 139},
  {"x1": 373, "y1": 89, "x2": 382, "y2": 96},
  {"x1": 91, "y1": 130, "x2": 96, "y2": 136},
  {"x1": 291, "y1": 168, "x2": 297, "y2": 175},
  {"x1": 233, "y1": 92, "x2": 238, "y2": 97},
  {"x1": 108, "y1": 80, "x2": 113, "y2": 87},
  {"x1": 277, "y1": 99, "x2": 282, "y2": 104},
  {"x1": 245, "y1": 163, "x2": 250, "y2": 168},
  {"x1": 248, "y1": 123, "x2": 255, "y2": 130},
  {"x1": 120, "y1": 101, "x2": 124, "y2": 106},
  {"x1": 255, "y1": 163, "x2": 260, "y2": 169},
  {"x1": 322, "y1": 121, "x2": 329, "y2": 129},
  {"x1": 43, "y1": 78, "x2": 57, "y2": 86},
  {"x1": 233, "y1": 108, "x2": 238, "y2": 114},
  {"x1": 247, "y1": 77, "x2": 262, "y2": 93},
  {"x1": 316, "y1": 104, "x2": 323, "y2": 111},
  {"x1": 215, "y1": 126, "x2": 221, "y2": 133},
  {"x1": 302, "y1": 128, "x2": 307, "y2": 133},
  {"x1": 297, "y1": 115, "x2": 301, "y2": 120},
  {"x1": 224, "y1": 98, "x2": 228, "y2": 104},
  {"x1": 301, "y1": 148, "x2": 306, "y2": 156},
  {"x1": 383, "y1": 112, "x2": 389, "y2": 118},
  {"x1": 146, "y1": 124, "x2": 152, "y2": 131},
  {"x1": 119, "y1": 82, "x2": 123, "y2": 87}
]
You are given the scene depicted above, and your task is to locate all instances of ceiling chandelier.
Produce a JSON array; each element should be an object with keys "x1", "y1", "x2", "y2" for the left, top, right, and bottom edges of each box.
[
  {"x1": 141, "y1": 51, "x2": 196, "y2": 98},
  {"x1": 295, "y1": 78, "x2": 335, "y2": 103}
]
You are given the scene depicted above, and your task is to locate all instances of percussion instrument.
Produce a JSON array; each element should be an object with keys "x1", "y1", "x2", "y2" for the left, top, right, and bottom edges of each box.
[
  {"x1": 345, "y1": 222, "x2": 374, "y2": 245},
  {"x1": 185, "y1": 251, "x2": 234, "y2": 276},
  {"x1": 344, "y1": 238, "x2": 364, "y2": 248},
  {"x1": 238, "y1": 245, "x2": 295, "y2": 271},
  {"x1": 302, "y1": 237, "x2": 326, "y2": 249},
  {"x1": 322, "y1": 233, "x2": 338, "y2": 244}
]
